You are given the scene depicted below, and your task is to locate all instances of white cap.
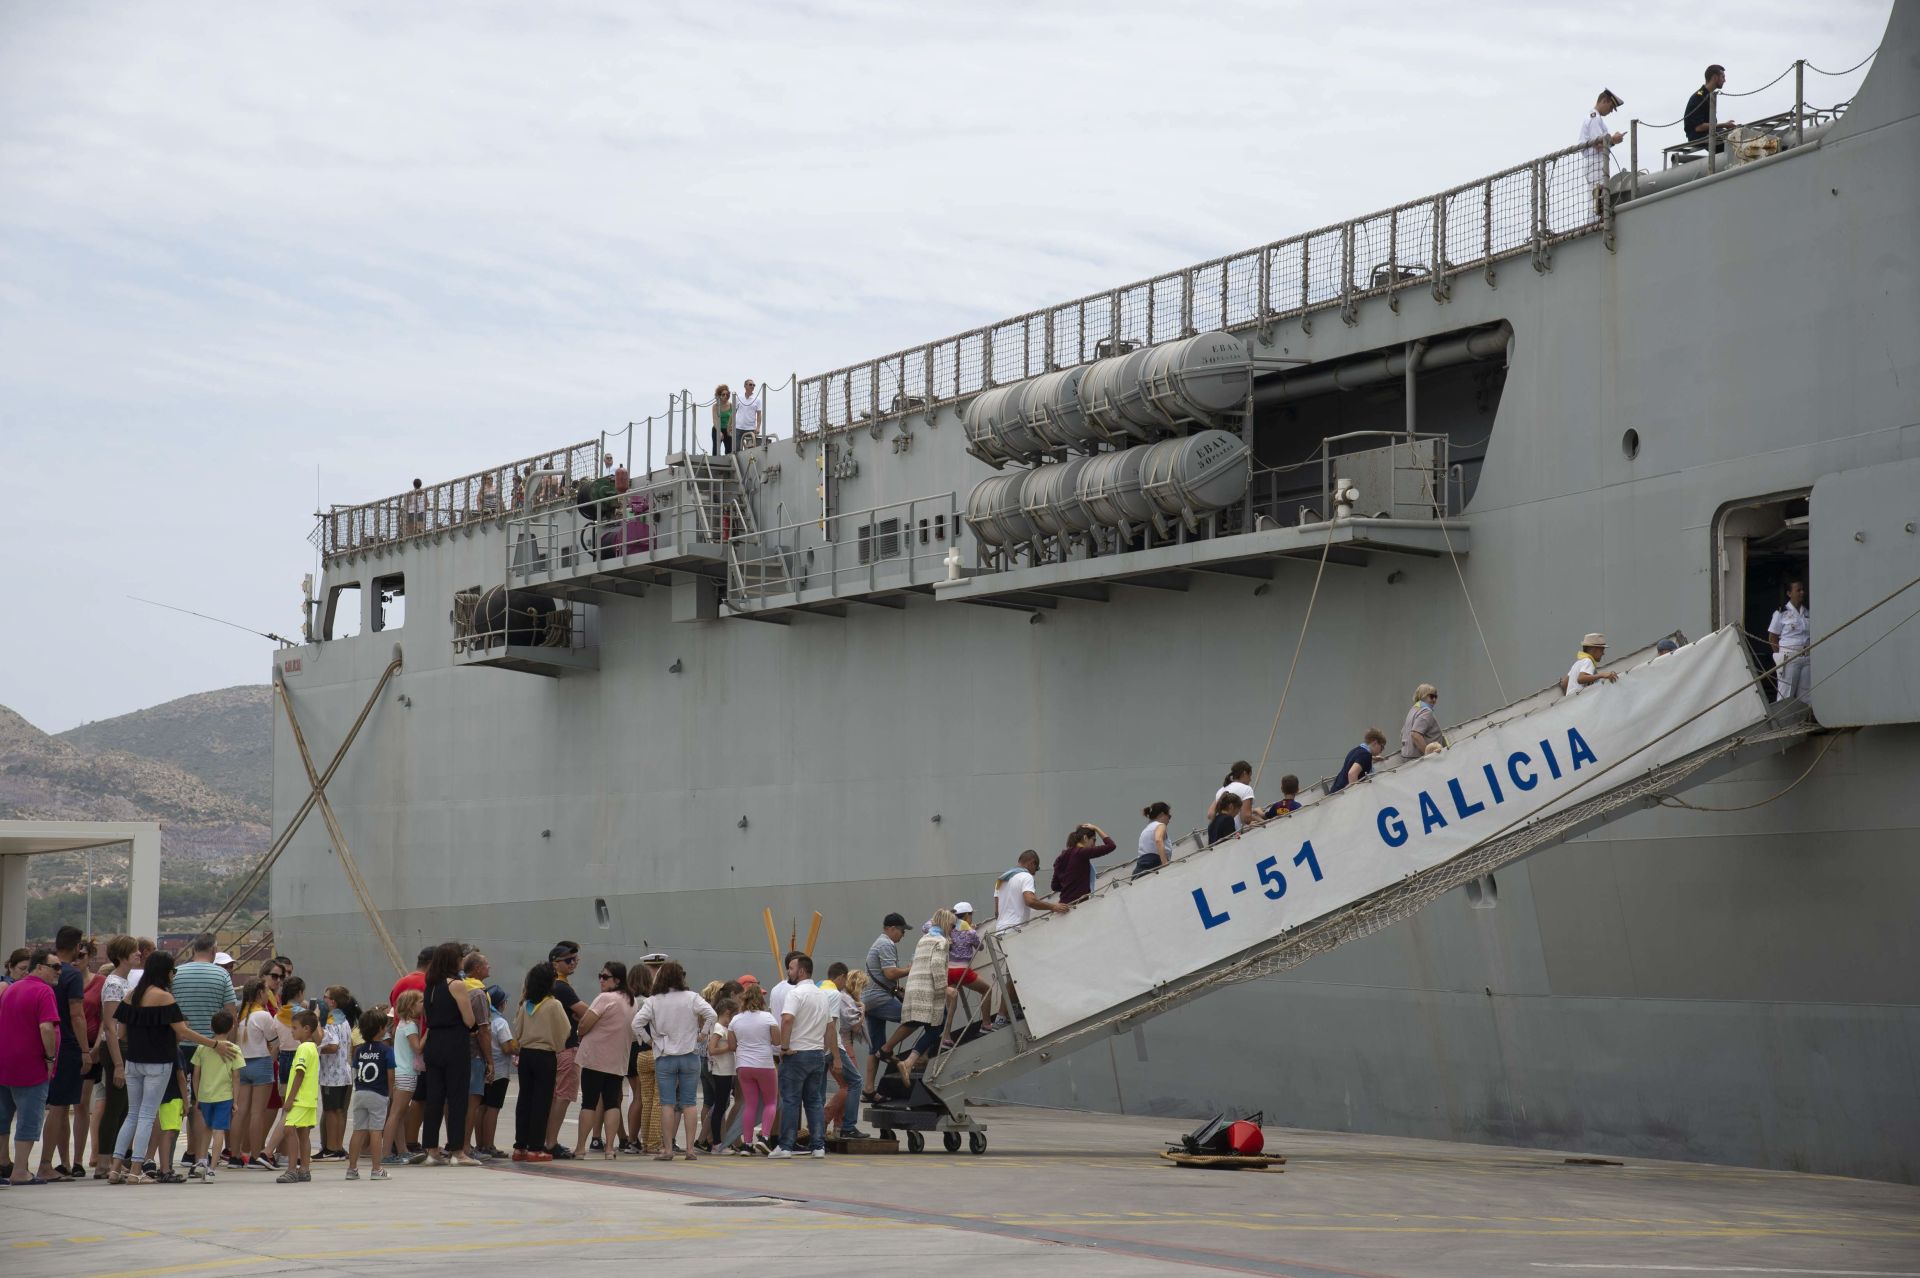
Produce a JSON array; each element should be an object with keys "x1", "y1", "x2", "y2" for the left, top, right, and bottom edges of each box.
[
  {"x1": 214, "y1": 952, "x2": 234, "y2": 965},
  {"x1": 953, "y1": 901, "x2": 974, "y2": 915}
]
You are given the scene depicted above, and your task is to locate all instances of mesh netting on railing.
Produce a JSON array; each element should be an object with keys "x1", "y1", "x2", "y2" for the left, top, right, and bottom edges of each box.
[
  {"x1": 312, "y1": 440, "x2": 602, "y2": 560},
  {"x1": 796, "y1": 139, "x2": 1608, "y2": 438}
]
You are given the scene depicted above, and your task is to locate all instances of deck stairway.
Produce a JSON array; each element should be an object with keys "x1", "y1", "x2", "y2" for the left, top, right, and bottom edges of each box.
[
  {"x1": 919, "y1": 626, "x2": 1818, "y2": 1116},
  {"x1": 507, "y1": 452, "x2": 744, "y2": 600}
]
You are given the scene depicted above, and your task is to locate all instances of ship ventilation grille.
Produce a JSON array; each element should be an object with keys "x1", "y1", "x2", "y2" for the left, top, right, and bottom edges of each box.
[{"x1": 857, "y1": 518, "x2": 903, "y2": 565}]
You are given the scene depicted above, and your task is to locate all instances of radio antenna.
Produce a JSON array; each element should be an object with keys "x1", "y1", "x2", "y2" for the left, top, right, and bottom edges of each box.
[{"x1": 128, "y1": 595, "x2": 294, "y2": 647}]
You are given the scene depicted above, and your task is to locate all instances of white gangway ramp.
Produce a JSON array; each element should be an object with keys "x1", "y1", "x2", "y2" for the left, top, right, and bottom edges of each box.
[{"x1": 930, "y1": 626, "x2": 1813, "y2": 1105}]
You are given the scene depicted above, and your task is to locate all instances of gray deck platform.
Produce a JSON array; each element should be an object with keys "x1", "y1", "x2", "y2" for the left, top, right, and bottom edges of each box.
[{"x1": 6, "y1": 1105, "x2": 1913, "y2": 1277}]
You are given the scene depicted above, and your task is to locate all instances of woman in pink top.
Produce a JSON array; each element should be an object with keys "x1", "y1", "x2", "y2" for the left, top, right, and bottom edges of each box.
[{"x1": 571, "y1": 959, "x2": 632, "y2": 1159}]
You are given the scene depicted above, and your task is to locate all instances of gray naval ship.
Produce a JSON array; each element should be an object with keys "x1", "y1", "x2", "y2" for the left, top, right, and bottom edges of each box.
[{"x1": 273, "y1": 7, "x2": 1919, "y2": 1180}]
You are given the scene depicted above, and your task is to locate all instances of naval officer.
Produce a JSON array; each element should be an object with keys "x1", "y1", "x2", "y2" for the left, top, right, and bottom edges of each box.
[{"x1": 1769, "y1": 580, "x2": 1811, "y2": 701}]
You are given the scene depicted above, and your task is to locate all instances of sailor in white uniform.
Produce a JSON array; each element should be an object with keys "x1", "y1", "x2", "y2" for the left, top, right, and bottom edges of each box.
[{"x1": 1769, "y1": 580, "x2": 1811, "y2": 701}]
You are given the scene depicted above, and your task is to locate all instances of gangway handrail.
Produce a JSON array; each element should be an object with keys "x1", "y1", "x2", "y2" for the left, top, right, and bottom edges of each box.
[
  {"x1": 922, "y1": 626, "x2": 1813, "y2": 1111},
  {"x1": 930, "y1": 703, "x2": 1816, "y2": 1106}
]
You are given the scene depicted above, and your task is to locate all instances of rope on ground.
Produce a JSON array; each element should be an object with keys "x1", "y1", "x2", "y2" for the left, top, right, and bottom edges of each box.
[
  {"x1": 1655, "y1": 729, "x2": 1846, "y2": 811},
  {"x1": 1253, "y1": 525, "x2": 1334, "y2": 792}
]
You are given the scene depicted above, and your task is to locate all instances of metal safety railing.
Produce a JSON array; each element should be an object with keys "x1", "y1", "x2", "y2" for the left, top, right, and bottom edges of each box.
[
  {"x1": 796, "y1": 139, "x2": 1612, "y2": 441},
  {"x1": 312, "y1": 440, "x2": 602, "y2": 561},
  {"x1": 504, "y1": 456, "x2": 741, "y2": 582},
  {"x1": 726, "y1": 491, "x2": 962, "y2": 608}
]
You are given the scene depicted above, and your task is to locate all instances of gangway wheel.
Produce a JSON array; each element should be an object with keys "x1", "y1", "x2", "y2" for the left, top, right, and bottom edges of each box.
[
  {"x1": 969, "y1": 1131, "x2": 987, "y2": 1155},
  {"x1": 906, "y1": 1130, "x2": 925, "y2": 1154},
  {"x1": 943, "y1": 1131, "x2": 961, "y2": 1153}
]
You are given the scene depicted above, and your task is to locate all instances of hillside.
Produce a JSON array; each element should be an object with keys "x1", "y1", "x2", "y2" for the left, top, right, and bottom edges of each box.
[
  {"x1": 59, "y1": 684, "x2": 273, "y2": 812},
  {"x1": 0, "y1": 702, "x2": 270, "y2": 890}
]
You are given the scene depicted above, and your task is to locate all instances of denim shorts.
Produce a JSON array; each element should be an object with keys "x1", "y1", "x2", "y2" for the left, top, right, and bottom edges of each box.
[
  {"x1": 198, "y1": 1098, "x2": 233, "y2": 1131},
  {"x1": 0, "y1": 1081, "x2": 50, "y2": 1143},
  {"x1": 468, "y1": 1055, "x2": 486, "y2": 1096},
  {"x1": 238, "y1": 1056, "x2": 274, "y2": 1087},
  {"x1": 653, "y1": 1052, "x2": 700, "y2": 1108}
]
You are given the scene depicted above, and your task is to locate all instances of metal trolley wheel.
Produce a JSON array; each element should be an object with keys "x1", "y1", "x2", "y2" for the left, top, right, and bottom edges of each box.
[
  {"x1": 905, "y1": 1130, "x2": 925, "y2": 1154},
  {"x1": 969, "y1": 1130, "x2": 987, "y2": 1155},
  {"x1": 943, "y1": 1131, "x2": 962, "y2": 1153}
]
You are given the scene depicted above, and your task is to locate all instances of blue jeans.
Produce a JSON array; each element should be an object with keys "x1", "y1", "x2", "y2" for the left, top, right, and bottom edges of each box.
[
  {"x1": 115, "y1": 1061, "x2": 171, "y2": 1160},
  {"x1": 863, "y1": 996, "x2": 901, "y2": 1061},
  {"x1": 0, "y1": 1081, "x2": 50, "y2": 1144},
  {"x1": 837, "y1": 1047, "x2": 861, "y2": 1134},
  {"x1": 777, "y1": 1050, "x2": 827, "y2": 1152}
]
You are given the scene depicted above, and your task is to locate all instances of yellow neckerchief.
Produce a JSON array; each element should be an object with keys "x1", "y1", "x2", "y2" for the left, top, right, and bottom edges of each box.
[{"x1": 1576, "y1": 649, "x2": 1599, "y2": 664}]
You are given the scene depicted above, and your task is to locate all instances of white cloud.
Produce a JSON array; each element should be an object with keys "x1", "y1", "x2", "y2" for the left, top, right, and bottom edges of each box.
[{"x1": 0, "y1": 0, "x2": 1890, "y2": 729}]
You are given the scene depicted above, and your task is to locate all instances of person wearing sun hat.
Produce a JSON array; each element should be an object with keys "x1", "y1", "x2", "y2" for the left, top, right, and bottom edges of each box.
[{"x1": 1562, "y1": 632, "x2": 1620, "y2": 697}]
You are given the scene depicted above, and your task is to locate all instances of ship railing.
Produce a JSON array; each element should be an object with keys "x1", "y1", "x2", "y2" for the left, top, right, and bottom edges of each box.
[
  {"x1": 725, "y1": 492, "x2": 963, "y2": 607},
  {"x1": 450, "y1": 594, "x2": 592, "y2": 657},
  {"x1": 1244, "y1": 430, "x2": 1455, "y2": 530},
  {"x1": 505, "y1": 460, "x2": 738, "y2": 581},
  {"x1": 312, "y1": 439, "x2": 603, "y2": 563},
  {"x1": 794, "y1": 139, "x2": 1611, "y2": 442},
  {"x1": 1639, "y1": 55, "x2": 1867, "y2": 183}
]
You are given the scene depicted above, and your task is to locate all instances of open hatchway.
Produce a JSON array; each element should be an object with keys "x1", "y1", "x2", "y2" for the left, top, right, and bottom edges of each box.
[{"x1": 1715, "y1": 491, "x2": 1810, "y2": 684}]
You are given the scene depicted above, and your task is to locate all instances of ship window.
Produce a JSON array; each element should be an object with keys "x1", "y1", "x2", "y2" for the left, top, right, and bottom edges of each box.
[
  {"x1": 1714, "y1": 492, "x2": 1810, "y2": 672},
  {"x1": 325, "y1": 583, "x2": 362, "y2": 640},
  {"x1": 919, "y1": 518, "x2": 930, "y2": 545},
  {"x1": 372, "y1": 573, "x2": 405, "y2": 632},
  {"x1": 935, "y1": 514, "x2": 947, "y2": 541},
  {"x1": 594, "y1": 898, "x2": 611, "y2": 929},
  {"x1": 1621, "y1": 429, "x2": 1640, "y2": 460},
  {"x1": 857, "y1": 518, "x2": 903, "y2": 565}
]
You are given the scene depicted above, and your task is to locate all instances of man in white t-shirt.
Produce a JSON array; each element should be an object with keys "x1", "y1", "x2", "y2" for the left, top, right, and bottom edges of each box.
[
  {"x1": 1561, "y1": 632, "x2": 1619, "y2": 696},
  {"x1": 734, "y1": 378, "x2": 763, "y2": 447},
  {"x1": 769, "y1": 955, "x2": 840, "y2": 1159},
  {"x1": 994, "y1": 850, "x2": 1067, "y2": 933}
]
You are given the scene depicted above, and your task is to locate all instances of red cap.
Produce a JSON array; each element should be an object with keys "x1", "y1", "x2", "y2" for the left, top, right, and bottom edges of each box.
[{"x1": 737, "y1": 974, "x2": 759, "y2": 986}]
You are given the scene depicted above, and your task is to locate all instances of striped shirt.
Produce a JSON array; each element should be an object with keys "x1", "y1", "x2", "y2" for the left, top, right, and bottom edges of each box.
[{"x1": 172, "y1": 961, "x2": 237, "y2": 1036}]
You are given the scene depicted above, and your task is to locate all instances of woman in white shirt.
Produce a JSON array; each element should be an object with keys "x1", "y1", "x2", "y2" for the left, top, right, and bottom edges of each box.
[
  {"x1": 630, "y1": 961, "x2": 715, "y2": 1163},
  {"x1": 233, "y1": 979, "x2": 283, "y2": 1167},
  {"x1": 725, "y1": 985, "x2": 779, "y2": 1155}
]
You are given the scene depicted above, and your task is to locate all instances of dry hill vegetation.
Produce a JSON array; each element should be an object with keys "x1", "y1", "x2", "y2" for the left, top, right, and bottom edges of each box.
[{"x1": 1, "y1": 689, "x2": 273, "y2": 936}]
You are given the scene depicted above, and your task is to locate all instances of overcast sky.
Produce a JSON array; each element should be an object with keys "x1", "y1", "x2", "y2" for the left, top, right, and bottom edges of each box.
[{"x1": 0, "y1": 1, "x2": 1888, "y2": 732}]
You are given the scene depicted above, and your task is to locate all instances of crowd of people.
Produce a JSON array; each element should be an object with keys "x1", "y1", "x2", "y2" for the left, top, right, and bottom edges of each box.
[
  {"x1": 1, "y1": 625, "x2": 1731, "y2": 1188},
  {"x1": 0, "y1": 916, "x2": 1007, "y2": 1185}
]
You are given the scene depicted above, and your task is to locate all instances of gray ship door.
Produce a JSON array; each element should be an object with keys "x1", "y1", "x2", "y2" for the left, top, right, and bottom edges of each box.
[{"x1": 1808, "y1": 457, "x2": 1920, "y2": 726}]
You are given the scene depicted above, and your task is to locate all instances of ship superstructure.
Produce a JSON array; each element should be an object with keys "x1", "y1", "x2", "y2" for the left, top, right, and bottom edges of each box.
[{"x1": 273, "y1": 11, "x2": 1920, "y2": 1179}]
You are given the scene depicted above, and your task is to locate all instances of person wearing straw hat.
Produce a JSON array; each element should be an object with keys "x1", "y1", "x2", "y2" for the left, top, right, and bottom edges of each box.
[{"x1": 1562, "y1": 633, "x2": 1621, "y2": 697}]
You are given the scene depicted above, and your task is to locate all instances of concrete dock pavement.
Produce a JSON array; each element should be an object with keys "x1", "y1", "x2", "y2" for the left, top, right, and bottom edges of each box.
[{"x1": 2, "y1": 1105, "x2": 1916, "y2": 1277}]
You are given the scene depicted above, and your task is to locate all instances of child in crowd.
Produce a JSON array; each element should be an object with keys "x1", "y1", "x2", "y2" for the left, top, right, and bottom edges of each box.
[
  {"x1": 152, "y1": 1069, "x2": 188, "y2": 1183},
  {"x1": 278, "y1": 1010, "x2": 321, "y2": 1184},
  {"x1": 346, "y1": 1008, "x2": 393, "y2": 1181},
  {"x1": 191, "y1": 1008, "x2": 239, "y2": 1181},
  {"x1": 317, "y1": 986, "x2": 354, "y2": 1160},
  {"x1": 705, "y1": 996, "x2": 738, "y2": 1152},
  {"x1": 1263, "y1": 774, "x2": 1302, "y2": 819},
  {"x1": 382, "y1": 990, "x2": 423, "y2": 1165},
  {"x1": 477, "y1": 987, "x2": 515, "y2": 1158}
]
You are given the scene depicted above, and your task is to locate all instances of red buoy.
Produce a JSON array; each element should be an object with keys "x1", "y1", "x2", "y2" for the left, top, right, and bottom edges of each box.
[{"x1": 1226, "y1": 1120, "x2": 1265, "y2": 1155}]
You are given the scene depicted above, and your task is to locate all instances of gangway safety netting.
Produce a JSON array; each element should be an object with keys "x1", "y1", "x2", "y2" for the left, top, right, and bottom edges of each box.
[{"x1": 953, "y1": 627, "x2": 1808, "y2": 1090}]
